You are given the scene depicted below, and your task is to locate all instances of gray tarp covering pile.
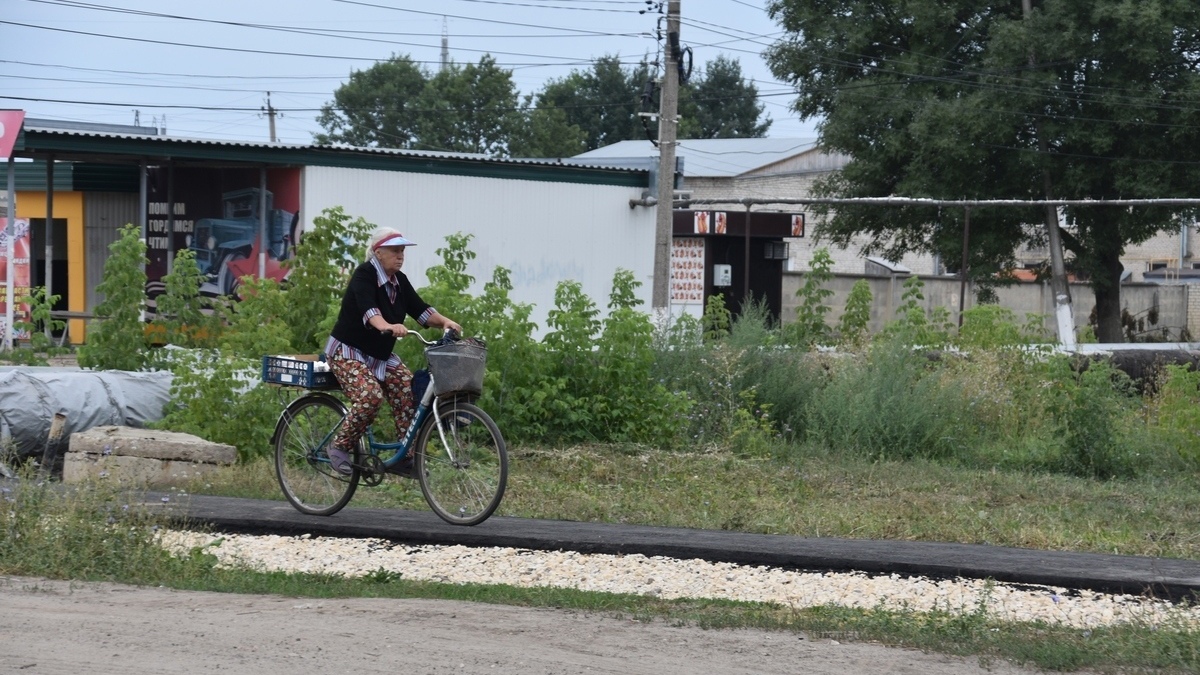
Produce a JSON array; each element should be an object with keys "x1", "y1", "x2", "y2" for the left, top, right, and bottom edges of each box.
[{"x1": 0, "y1": 367, "x2": 173, "y2": 458}]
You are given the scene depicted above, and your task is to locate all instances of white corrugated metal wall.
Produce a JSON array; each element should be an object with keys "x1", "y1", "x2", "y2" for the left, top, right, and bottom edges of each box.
[{"x1": 302, "y1": 166, "x2": 655, "y2": 335}]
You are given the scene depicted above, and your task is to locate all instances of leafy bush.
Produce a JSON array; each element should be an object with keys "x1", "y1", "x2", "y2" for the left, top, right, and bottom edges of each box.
[
  {"x1": 3, "y1": 286, "x2": 66, "y2": 366},
  {"x1": 957, "y1": 305, "x2": 1025, "y2": 349},
  {"x1": 74, "y1": 205, "x2": 1197, "y2": 482},
  {"x1": 702, "y1": 293, "x2": 731, "y2": 343},
  {"x1": 78, "y1": 224, "x2": 153, "y2": 371},
  {"x1": 1149, "y1": 364, "x2": 1200, "y2": 469},
  {"x1": 838, "y1": 279, "x2": 872, "y2": 346},
  {"x1": 155, "y1": 277, "x2": 293, "y2": 461},
  {"x1": 466, "y1": 267, "x2": 545, "y2": 443},
  {"x1": 883, "y1": 275, "x2": 952, "y2": 347},
  {"x1": 151, "y1": 249, "x2": 221, "y2": 350},
  {"x1": 1040, "y1": 357, "x2": 1141, "y2": 479},
  {"x1": 282, "y1": 206, "x2": 372, "y2": 351},
  {"x1": 804, "y1": 336, "x2": 976, "y2": 461},
  {"x1": 788, "y1": 247, "x2": 834, "y2": 347}
]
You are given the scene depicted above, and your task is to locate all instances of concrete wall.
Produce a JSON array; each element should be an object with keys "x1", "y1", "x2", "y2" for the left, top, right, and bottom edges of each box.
[{"x1": 781, "y1": 272, "x2": 1193, "y2": 340}]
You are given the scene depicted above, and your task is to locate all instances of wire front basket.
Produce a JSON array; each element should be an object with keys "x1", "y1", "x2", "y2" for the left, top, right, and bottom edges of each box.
[{"x1": 425, "y1": 339, "x2": 486, "y2": 396}]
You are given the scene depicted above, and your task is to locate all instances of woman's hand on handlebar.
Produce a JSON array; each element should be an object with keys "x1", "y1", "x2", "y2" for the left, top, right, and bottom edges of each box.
[{"x1": 379, "y1": 323, "x2": 408, "y2": 338}]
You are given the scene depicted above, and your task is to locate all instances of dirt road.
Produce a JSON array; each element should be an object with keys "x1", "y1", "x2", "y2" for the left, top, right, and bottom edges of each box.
[{"x1": 1, "y1": 576, "x2": 1047, "y2": 674}]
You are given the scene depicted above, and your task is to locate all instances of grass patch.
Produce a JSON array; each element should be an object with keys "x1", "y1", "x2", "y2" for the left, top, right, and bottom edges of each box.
[
  {"x1": 505, "y1": 445, "x2": 1200, "y2": 559},
  {"x1": 180, "y1": 445, "x2": 1200, "y2": 560},
  {"x1": 3, "y1": 471, "x2": 1198, "y2": 673}
]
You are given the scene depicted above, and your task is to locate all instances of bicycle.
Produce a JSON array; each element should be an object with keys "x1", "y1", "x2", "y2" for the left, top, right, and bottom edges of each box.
[{"x1": 264, "y1": 331, "x2": 508, "y2": 526}]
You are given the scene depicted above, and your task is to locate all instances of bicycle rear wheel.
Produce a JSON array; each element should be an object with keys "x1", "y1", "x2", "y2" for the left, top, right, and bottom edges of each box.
[
  {"x1": 415, "y1": 399, "x2": 507, "y2": 526},
  {"x1": 274, "y1": 393, "x2": 360, "y2": 516}
]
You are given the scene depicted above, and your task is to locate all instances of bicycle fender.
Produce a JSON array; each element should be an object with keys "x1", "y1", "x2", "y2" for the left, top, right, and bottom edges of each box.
[{"x1": 437, "y1": 391, "x2": 479, "y2": 406}]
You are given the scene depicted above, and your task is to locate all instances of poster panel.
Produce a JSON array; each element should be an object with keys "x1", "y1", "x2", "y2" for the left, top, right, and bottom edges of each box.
[
  {"x1": 670, "y1": 237, "x2": 705, "y2": 305},
  {"x1": 145, "y1": 167, "x2": 301, "y2": 309},
  {"x1": 714, "y1": 211, "x2": 727, "y2": 234},
  {"x1": 0, "y1": 110, "x2": 25, "y2": 159},
  {"x1": 0, "y1": 217, "x2": 32, "y2": 339}
]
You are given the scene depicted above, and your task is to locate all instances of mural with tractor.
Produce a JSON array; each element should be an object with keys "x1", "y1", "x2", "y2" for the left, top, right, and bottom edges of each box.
[
  {"x1": 146, "y1": 166, "x2": 301, "y2": 307},
  {"x1": 190, "y1": 187, "x2": 298, "y2": 297}
]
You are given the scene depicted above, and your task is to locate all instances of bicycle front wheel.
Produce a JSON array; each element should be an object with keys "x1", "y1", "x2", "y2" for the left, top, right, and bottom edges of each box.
[
  {"x1": 274, "y1": 393, "x2": 360, "y2": 516},
  {"x1": 415, "y1": 399, "x2": 507, "y2": 526}
]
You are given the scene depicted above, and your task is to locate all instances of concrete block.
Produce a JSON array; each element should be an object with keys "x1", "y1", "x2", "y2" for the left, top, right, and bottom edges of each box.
[{"x1": 64, "y1": 425, "x2": 237, "y2": 487}]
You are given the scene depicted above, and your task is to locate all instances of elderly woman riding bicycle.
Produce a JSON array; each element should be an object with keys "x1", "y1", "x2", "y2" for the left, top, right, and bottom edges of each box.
[{"x1": 322, "y1": 227, "x2": 462, "y2": 476}]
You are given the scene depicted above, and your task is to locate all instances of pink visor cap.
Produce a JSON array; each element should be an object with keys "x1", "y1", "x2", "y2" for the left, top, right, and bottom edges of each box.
[{"x1": 373, "y1": 233, "x2": 418, "y2": 249}]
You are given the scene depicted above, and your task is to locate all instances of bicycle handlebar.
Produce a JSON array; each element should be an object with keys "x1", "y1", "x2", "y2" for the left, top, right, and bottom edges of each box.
[{"x1": 377, "y1": 328, "x2": 461, "y2": 345}]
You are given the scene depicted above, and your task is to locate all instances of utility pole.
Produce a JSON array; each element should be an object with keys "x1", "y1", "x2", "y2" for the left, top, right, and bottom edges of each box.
[
  {"x1": 1023, "y1": 0, "x2": 1075, "y2": 349},
  {"x1": 652, "y1": 0, "x2": 681, "y2": 310},
  {"x1": 262, "y1": 92, "x2": 278, "y2": 143}
]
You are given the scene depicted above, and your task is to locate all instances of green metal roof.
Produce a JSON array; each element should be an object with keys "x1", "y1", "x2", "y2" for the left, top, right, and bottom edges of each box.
[
  {"x1": 11, "y1": 160, "x2": 140, "y2": 192},
  {"x1": 15, "y1": 127, "x2": 649, "y2": 188}
]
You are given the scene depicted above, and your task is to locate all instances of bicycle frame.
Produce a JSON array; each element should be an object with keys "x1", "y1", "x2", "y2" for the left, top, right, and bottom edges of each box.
[{"x1": 365, "y1": 372, "x2": 440, "y2": 469}]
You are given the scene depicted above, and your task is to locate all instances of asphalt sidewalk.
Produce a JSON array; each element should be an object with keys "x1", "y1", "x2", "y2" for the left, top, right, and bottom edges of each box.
[{"x1": 151, "y1": 493, "x2": 1200, "y2": 601}]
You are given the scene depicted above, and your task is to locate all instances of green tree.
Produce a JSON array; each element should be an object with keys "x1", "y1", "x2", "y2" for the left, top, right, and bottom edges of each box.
[
  {"x1": 678, "y1": 55, "x2": 771, "y2": 139},
  {"x1": 508, "y1": 103, "x2": 588, "y2": 158},
  {"x1": 533, "y1": 54, "x2": 771, "y2": 152},
  {"x1": 315, "y1": 54, "x2": 428, "y2": 147},
  {"x1": 765, "y1": 0, "x2": 1200, "y2": 342},
  {"x1": 536, "y1": 55, "x2": 652, "y2": 152},
  {"x1": 415, "y1": 55, "x2": 523, "y2": 155}
]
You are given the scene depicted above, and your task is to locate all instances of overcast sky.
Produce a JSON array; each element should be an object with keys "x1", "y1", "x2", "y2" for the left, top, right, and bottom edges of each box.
[{"x1": 1, "y1": 0, "x2": 821, "y2": 146}]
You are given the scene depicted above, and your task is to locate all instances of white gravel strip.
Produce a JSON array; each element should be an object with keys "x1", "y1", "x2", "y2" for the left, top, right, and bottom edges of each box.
[{"x1": 160, "y1": 530, "x2": 1199, "y2": 630}]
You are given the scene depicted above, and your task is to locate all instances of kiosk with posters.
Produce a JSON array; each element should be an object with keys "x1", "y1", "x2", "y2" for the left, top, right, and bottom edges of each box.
[{"x1": 671, "y1": 210, "x2": 802, "y2": 324}]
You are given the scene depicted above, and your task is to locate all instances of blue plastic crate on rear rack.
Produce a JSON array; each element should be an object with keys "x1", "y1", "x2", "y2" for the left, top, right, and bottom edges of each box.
[{"x1": 261, "y1": 355, "x2": 340, "y2": 390}]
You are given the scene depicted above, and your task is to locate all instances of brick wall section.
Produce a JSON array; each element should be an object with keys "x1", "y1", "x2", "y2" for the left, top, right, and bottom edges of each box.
[
  {"x1": 1123, "y1": 223, "x2": 1195, "y2": 279},
  {"x1": 1188, "y1": 285, "x2": 1200, "y2": 339}
]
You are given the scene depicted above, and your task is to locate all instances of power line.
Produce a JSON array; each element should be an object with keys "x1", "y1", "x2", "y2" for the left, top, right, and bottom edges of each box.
[
  {"x1": 448, "y1": 0, "x2": 641, "y2": 12},
  {"x1": 0, "y1": 19, "x2": 639, "y2": 66},
  {"x1": 332, "y1": 0, "x2": 645, "y2": 37},
  {"x1": 1, "y1": 59, "x2": 351, "y2": 81},
  {"x1": 0, "y1": 73, "x2": 331, "y2": 96},
  {"x1": 23, "y1": 0, "x2": 646, "y2": 46}
]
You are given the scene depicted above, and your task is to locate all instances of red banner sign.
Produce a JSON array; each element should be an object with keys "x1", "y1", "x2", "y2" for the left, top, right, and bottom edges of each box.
[
  {"x1": 0, "y1": 217, "x2": 32, "y2": 339},
  {"x1": 0, "y1": 110, "x2": 26, "y2": 159}
]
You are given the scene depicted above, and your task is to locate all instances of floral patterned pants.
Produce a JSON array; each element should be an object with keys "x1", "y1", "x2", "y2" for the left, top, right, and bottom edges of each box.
[{"x1": 327, "y1": 353, "x2": 414, "y2": 452}]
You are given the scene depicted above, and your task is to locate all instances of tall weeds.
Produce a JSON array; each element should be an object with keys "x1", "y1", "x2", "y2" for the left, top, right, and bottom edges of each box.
[{"x1": 68, "y1": 229, "x2": 1199, "y2": 479}]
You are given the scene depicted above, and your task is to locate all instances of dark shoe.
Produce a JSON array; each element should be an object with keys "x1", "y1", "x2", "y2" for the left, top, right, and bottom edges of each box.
[
  {"x1": 327, "y1": 445, "x2": 353, "y2": 476},
  {"x1": 385, "y1": 457, "x2": 416, "y2": 479}
]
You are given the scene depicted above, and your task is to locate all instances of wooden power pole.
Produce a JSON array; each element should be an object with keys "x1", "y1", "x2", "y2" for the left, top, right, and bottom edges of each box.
[
  {"x1": 652, "y1": 0, "x2": 681, "y2": 309},
  {"x1": 263, "y1": 92, "x2": 279, "y2": 143}
]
